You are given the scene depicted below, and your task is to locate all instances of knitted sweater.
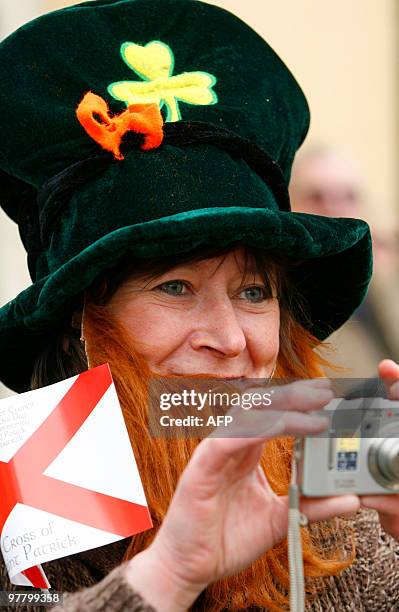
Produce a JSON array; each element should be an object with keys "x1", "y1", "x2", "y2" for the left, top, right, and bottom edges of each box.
[{"x1": 2, "y1": 509, "x2": 399, "y2": 612}]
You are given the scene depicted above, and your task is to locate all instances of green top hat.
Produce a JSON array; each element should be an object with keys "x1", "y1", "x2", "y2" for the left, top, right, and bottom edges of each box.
[{"x1": 0, "y1": 0, "x2": 372, "y2": 392}]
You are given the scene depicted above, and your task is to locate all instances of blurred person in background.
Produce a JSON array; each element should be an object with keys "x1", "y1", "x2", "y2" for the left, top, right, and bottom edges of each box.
[{"x1": 290, "y1": 146, "x2": 399, "y2": 377}]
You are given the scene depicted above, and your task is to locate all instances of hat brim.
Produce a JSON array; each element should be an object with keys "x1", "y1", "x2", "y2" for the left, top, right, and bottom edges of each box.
[{"x1": 0, "y1": 207, "x2": 372, "y2": 392}]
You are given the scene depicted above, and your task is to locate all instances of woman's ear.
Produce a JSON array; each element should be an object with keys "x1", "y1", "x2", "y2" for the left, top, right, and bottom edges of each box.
[
  {"x1": 62, "y1": 334, "x2": 70, "y2": 354},
  {"x1": 71, "y1": 308, "x2": 83, "y2": 330}
]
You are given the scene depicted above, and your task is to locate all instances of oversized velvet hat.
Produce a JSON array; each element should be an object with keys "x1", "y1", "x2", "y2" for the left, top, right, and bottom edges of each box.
[{"x1": 0, "y1": 0, "x2": 372, "y2": 392}]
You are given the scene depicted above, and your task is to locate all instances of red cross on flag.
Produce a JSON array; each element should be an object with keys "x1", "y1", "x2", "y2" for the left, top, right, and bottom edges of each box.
[{"x1": 0, "y1": 364, "x2": 153, "y2": 588}]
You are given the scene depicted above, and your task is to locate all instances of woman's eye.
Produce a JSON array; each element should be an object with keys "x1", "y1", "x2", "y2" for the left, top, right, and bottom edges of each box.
[
  {"x1": 154, "y1": 282, "x2": 268, "y2": 302},
  {"x1": 156, "y1": 280, "x2": 188, "y2": 296},
  {"x1": 238, "y1": 286, "x2": 268, "y2": 303}
]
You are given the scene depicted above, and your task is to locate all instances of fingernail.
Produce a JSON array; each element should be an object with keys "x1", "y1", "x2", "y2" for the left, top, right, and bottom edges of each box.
[
  {"x1": 308, "y1": 415, "x2": 330, "y2": 429},
  {"x1": 314, "y1": 389, "x2": 334, "y2": 401},
  {"x1": 313, "y1": 378, "x2": 332, "y2": 389},
  {"x1": 390, "y1": 382, "x2": 399, "y2": 397}
]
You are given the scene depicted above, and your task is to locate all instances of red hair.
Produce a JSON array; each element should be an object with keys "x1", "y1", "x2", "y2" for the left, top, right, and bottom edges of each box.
[{"x1": 83, "y1": 303, "x2": 354, "y2": 612}]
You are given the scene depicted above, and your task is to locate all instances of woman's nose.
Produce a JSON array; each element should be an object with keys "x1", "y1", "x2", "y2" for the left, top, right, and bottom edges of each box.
[{"x1": 189, "y1": 296, "x2": 247, "y2": 357}]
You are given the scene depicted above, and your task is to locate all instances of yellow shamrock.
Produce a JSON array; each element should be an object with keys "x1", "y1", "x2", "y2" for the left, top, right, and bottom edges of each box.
[{"x1": 108, "y1": 40, "x2": 218, "y2": 122}]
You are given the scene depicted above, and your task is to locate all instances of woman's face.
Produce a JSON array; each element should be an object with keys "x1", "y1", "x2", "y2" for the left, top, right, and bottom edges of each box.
[{"x1": 107, "y1": 247, "x2": 280, "y2": 379}]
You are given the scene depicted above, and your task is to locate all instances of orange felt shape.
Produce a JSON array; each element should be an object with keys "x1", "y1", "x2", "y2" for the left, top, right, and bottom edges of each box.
[{"x1": 76, "y1": 91, "x2": 164, "y2": 159}]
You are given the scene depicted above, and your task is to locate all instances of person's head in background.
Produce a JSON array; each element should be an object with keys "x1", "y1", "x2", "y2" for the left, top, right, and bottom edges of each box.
[
  {"x1": 289, "y1": 145, "x2": 399, "y2": 278},
  {"x1": 289, "y1": 146, "x2": 363, "y2": 218}
]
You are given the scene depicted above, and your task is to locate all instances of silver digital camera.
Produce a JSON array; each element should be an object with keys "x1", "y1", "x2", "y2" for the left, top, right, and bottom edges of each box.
[{"x1": 298, "y1": 397, "x2": 399, "y2": 496}]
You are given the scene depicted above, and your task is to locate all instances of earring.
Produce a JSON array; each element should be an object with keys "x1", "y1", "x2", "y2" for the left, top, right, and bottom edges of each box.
[
  {"x1": 80, "y1": 295, "x2": 91, "y2": 369},
  {"x1": 267, "y1": 364, "x2": 276, "y2": 386}
]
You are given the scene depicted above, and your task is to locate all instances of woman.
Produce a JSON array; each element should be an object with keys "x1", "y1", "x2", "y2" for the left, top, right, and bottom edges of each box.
[{"x1": 1, "y1": 0, "x2": 399, "y2": 610}]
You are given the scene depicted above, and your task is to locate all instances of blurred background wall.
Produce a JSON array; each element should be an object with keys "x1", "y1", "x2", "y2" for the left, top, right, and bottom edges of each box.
[{"x1": 0, "y1": 0, "x2": 398, "y2": 394}]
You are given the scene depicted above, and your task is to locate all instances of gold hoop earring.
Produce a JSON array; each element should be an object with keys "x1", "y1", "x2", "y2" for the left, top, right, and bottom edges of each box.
[{"x1": 267, "y1": 364, "x2": 276, "y2": 386}]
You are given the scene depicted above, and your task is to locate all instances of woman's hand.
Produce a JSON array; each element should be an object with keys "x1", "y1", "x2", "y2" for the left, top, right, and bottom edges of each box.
[
  {"x1": 126, "y1": 379, "x2": 360, "y2": 612},
  {"x1": 359, "y1": 359, "x2": 399, "y2": 541}
]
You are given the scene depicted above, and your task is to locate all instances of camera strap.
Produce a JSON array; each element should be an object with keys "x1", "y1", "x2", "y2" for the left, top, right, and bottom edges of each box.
[{"x1": 288, "y1": 438, "x2": 308, "y2": 612}]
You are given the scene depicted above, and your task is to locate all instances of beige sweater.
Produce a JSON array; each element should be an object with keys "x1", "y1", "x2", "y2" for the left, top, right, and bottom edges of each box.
[{"x1": 2, "y1": 509, "x2": 399, "y2": 611}]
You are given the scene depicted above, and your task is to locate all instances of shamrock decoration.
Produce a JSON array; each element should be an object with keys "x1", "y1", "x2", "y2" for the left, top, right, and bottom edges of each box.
[{"x1": 108, "y1": 40, "x2": 218, "y2": 122}]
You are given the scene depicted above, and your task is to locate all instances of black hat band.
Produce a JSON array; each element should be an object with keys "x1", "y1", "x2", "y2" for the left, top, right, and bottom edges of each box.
[{"x1": 32, "y1": 122, "x2": 290, "y2": 279}]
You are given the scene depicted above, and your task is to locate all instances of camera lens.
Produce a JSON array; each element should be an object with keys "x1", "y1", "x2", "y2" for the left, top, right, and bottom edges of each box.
[{"x1": 369, "y1": 438, "x2": 399, "y2": 490}]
